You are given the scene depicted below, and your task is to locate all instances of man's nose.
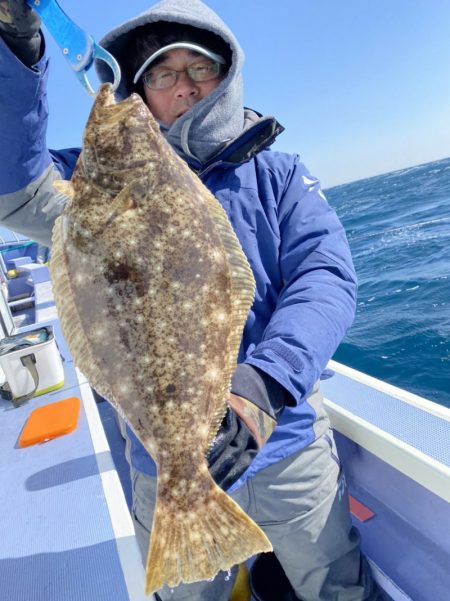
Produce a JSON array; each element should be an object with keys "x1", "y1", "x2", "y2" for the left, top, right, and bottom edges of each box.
[{"x1": 174, "y1": 71, "x2": 199, "y2": 96}]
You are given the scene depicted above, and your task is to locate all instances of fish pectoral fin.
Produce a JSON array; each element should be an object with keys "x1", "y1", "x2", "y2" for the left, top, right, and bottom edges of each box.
[
  {"x1": 53, "y1": 179, "x2": 75, "y2": 200},
  {"x1": 104, "y1": 180, "x2": 141, "y2": 226},
  {"x1": 144, "y1": 468, "x2": 272, "y2": 595}
]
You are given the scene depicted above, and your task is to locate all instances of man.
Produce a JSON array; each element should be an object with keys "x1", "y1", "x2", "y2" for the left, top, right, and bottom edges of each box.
[{"x1": 0, "y1": 1, "x2": 384, "y2": 599}]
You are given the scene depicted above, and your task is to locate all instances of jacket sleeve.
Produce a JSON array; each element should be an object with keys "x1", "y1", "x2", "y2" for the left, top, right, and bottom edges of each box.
[
  {"x1": 0, "y1": 36, "x2": 79, "y2": 246},
  {"x1": 246, "y1": 156, "x2": 357, "y2": 404}
]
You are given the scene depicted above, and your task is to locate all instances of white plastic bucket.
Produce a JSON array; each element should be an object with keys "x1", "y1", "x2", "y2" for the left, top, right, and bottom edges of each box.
[{"x1": 0, "y1": 326, "x2": 64, "y2": 403}]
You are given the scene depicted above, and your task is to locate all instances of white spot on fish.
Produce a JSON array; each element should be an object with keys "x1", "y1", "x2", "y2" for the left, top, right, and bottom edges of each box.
[
  {"x1": 198, "y1": 424, "x2": 209, "y2": 437},
  {"x1": 206, "y1": 367, "x2": 219, "y2": 381}
]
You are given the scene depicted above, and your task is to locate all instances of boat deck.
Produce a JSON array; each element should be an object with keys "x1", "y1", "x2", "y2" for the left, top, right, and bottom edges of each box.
[
  {"x1": 322, "y1": 362, "x2": 450, "y2": 601},
  {"x1": 0, "y1": 270, "x2": 153, "y2": 601}
]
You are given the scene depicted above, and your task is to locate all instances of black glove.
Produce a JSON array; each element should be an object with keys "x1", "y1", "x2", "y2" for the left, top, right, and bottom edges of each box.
[
  {"x1": 207, "y1": 406, "x2": 260, "y2": 491},
  {"x1": 207, "y1": 364, "x2": 294, "y2": 490},
  {"x1": 0, "y1": 0, "x2": 42, "y2": 66}
]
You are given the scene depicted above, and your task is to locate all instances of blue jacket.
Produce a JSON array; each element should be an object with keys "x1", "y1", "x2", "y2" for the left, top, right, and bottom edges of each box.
[{"x1": 0, "y1": 37, "x2": 357, "y2": 491}]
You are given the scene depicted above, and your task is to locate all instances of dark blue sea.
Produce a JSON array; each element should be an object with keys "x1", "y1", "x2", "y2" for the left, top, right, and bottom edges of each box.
[{"x1": 326, "y1": 157, "x2": 450, "y2": 408}]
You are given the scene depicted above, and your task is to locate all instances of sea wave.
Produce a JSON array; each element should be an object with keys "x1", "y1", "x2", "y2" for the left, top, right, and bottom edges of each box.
[{"x1": 326, "y1": 157, "x2": 450, "y2": 407}]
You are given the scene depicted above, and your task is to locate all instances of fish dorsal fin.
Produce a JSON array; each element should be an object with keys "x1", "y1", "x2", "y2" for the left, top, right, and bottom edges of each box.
[{"x1": 53, "y1": 179, "x2": 75, "y2": 200}]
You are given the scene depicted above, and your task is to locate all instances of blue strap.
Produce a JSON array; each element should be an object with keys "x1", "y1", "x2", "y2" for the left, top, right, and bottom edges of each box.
[{"x1": 25, "y1": 0, "x2": 121, "y2": 95}]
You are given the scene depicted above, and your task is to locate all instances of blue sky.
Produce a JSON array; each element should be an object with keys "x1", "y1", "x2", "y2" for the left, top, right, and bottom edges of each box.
[{"x1": 43, "y1": 0, "x2": 450, "y2": 188}]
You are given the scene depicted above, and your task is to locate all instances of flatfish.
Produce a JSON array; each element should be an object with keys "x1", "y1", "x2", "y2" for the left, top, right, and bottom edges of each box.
[{"x1": 50, "y1": 83, "x2": 272, "y2": 594}]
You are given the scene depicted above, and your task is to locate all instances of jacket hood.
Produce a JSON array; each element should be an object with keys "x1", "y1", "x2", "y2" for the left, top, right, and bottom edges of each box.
[{"x1": 97, "y1": 0, "x2": 246, "y2": 165}]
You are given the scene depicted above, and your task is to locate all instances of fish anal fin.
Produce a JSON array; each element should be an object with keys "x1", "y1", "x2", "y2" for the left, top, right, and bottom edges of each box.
[{"x1": 202, "y1": 189, "x2": 257, "y2": 449}]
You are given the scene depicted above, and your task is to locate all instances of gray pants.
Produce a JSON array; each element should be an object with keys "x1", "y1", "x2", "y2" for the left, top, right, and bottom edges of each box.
[{"x1": 130, "y1": 429, "x2": 381, "y2": 601}]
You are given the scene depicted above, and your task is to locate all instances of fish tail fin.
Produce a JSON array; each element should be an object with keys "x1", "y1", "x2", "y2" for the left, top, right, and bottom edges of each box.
[{"x1": 144, "y1": 476, "x2": 271, "y2": 595}]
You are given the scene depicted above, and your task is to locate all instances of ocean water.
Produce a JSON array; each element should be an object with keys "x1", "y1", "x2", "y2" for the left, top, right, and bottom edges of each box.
[{"x1": 326, "y1": 157, "x2": 450, "y2": 408}]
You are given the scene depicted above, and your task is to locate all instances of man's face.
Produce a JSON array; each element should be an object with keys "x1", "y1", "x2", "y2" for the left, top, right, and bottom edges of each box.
[{"x1": 142, "y1": 48, "x2": 225, "y2": 127}]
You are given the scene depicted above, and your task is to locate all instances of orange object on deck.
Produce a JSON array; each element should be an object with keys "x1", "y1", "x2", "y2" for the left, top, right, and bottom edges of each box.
[{"x1": 18, "y1": 397, "x2": 80, "y2": 447}]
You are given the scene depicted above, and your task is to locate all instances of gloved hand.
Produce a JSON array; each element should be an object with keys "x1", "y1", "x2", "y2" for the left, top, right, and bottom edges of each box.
[
  {"x1": 0, "y1": 0, "x2": 42, "y2": 66},
  {"x1": 207, "y1": 364, "x2": 294, "y2": 490}
]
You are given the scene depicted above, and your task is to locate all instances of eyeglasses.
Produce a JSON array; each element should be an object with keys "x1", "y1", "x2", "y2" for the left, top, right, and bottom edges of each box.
[{"x1": 142, "y1": 61, "x2": 223, "y2": 90}]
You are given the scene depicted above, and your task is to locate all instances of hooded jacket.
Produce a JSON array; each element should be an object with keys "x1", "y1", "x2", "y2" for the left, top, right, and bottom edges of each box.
[
  {"x1": 0, "y1": 0, "x2": 357, "y2": 491},
  {"x1": 97, "y1": 0, "x2": 246, "y2": 165}
]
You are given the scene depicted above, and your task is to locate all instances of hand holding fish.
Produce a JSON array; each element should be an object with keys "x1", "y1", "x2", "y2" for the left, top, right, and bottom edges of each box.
[{"x1": 227, "y1": 393, "x2": 276, "y2": 449}]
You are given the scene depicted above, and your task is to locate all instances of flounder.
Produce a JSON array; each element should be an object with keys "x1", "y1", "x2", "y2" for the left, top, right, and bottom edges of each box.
[{"x1": 50, "y1": 83, "x2": 272, "y2": 594}]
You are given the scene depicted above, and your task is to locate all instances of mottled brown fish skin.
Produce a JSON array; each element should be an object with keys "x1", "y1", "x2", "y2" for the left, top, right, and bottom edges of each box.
[{"x1": 50, "y1": 84, "x2": 271, "y2": 594}]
